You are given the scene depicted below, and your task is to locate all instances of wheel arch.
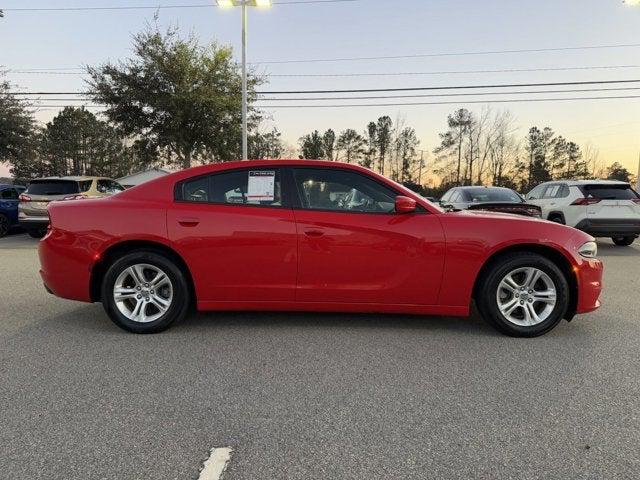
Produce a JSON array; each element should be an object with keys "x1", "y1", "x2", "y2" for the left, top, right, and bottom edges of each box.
[
  {"x1": 472, "y1": 243, "x2": 578, "y2": 321},
  {"x1": 547, "y1": 211, "x2": 566, "y2": 224},
  {"x1": 90, "y1": 240, "x2": 196, "y2": 305}
]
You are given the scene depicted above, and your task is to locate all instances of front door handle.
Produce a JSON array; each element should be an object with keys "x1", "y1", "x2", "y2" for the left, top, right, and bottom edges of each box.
[
  {"x1": 304, "y1": 229, "x2": 325, "y2": 237},
  {"x1": 177, "y1": 217, "x2": 200, "y2": 227}
]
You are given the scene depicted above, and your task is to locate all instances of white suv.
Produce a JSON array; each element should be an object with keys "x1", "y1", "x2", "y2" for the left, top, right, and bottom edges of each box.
[{"x1": 525, "y1": 180, "x2": 640, "y2": 246}]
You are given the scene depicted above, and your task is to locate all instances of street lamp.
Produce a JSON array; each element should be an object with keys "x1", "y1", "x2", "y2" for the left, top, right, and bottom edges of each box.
[{"x1": 216, "y1": 0, "x2": 272, "y2": 160}]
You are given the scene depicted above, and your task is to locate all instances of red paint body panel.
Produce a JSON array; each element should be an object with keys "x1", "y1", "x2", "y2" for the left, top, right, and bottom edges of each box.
[{"x1": 38, "y1": 160, "x2": 603, "y2": 320}]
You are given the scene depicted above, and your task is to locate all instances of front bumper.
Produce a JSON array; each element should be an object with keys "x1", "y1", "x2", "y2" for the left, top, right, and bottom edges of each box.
[
  {"x1": 574, "y1": 257, "x2": 604, "y2": 314},
  {"x1": 575, "y1": 219, "x2": 640, "y2": 238}
]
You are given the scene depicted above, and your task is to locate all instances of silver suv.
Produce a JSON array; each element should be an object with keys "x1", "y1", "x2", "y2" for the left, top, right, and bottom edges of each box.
[{"x1": 525, "y1": 180, "x2": 640, "y2": 246}]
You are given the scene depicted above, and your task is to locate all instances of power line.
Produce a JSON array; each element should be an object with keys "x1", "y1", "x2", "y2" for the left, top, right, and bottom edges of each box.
[
  {"x1": 26, "y1": 94, "x2": 640, "y2": 109},
  {"x1": 1, "y1": 0, "x2": 360, "y2": 12},
  {"x1": 259, "y1": 79, "x2": 640, "y2": 94},
  {"x1": 251, "y1": 43, "x2": 640, "y2": 64},
  {"x1": 254, "y1": 95, "x2": 640, "y2": 108},
  {"x1": 10, "y1": 79, "x2": 640, "y2": 97},
  {"x1": 267, "y1": 65, "x2": 640, "y2": 77},
  {"x1": 9, "y1": 64, "x2": 640, "y2": 77},
  {"x1": 257, "y1": 87, "x2": 640, "y2": 101}
]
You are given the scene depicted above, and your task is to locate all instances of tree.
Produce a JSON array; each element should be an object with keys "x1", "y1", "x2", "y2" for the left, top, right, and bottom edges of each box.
[
  {"x1": 523, "y1": 127, "x2": 553, "y2": 189},
  {"x1": 606, "y1": 162, "x2": 632, "y2": 182},
  {"x1": 433, "y1": 109, "x2": 472, "y2": 185},
  {"x1": 249, "y1": 127, "x2": 283, "y2": 159},
  {"x1": 37, "y1": 107, "x2": 128, "y2": 178},
  {"x1": 299, "y1": 130, "x2": 325, "y2": 159},
  {"x1": 322, "y1": 129, "x2": 336, "y2": 161},
  {"x1": 395, "y1": 127, "x2": 419, "y2": 182},
  {"x1": 375, "y1": 116, "x2": 393, "y2": 174},
  {"x1": 0, "y1": 77, "x2": 37, "y2": 178},
  {"x1": 88, "y1": 26, "x2": 262, "y2": 169},
  {"x1": 336, "y1": 129, "x2": 365, "y2": 164},
  {"x1": 361, "y1": 122, "x2": 377, "y2": 168}
]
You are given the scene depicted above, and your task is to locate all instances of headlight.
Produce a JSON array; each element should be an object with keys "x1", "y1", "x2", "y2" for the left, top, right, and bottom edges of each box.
[{"x1": 578, "y1": 241, "x2": 598, "y2": 258}]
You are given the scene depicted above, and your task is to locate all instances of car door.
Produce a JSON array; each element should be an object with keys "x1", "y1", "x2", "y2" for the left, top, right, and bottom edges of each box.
[
  {"x1": 167, "y1": 167, "x2": 298, "y2": 303},
  {"x1": 290, "y1": 167, "x2": 446, "y2": 305},
  {"x1": 0, "y1": 187, "x2": 20, "y2": 224}
]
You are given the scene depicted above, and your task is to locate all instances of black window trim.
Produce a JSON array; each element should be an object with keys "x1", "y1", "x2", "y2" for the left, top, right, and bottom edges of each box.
[
  {"x1": 290, "y1": 165, "x2": 427, "y2": 216},
  {"x1": 174, "y1": 166, "x2": 291, "y2": 210}
]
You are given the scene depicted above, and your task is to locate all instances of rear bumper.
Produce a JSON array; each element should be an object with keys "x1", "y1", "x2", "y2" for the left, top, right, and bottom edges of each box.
[
  {"x1": 575, "y1": 257, "x2": 604, "y2": 314},
  {"x1": 575, "y1": 218, "x2": 640, "y2": 238},
  {"x1": 38, "y1": 228, "x2": 93, "y2": 302},
  {"x1": 18, "y1": 213, "x2": 50, "y2": 229}
]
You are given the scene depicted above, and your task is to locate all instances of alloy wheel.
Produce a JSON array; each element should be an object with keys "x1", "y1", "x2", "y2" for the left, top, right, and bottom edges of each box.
[
  {"x1": 496, "y1": 267, "x2": 557, "y2": 326},
  {"x1": 113, "y1": 263, "x2": 173, "y2": 323}
]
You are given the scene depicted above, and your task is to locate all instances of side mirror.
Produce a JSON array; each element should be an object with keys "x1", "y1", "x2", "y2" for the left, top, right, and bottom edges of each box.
[{"x1": 395, "y1": 195, "x2": 417, "y2": 214}]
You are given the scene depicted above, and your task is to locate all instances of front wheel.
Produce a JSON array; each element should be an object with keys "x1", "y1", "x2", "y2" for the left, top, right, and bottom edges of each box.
[
  {"x1": 101, "y1": 250, "x2": 191, "y2": 333},
  {"x1": 476, "y1": 252, "x2": 570, "y2": 337},
  {"x1": 612, "y1": 236, "x2": 635, "y2": 247}
]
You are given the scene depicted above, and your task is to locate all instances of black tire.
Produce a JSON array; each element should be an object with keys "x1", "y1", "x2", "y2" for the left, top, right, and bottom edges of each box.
[
  {"x1": 101, "y1": 250, "x2": 191, "y2": 333},
  {"x1": 0, "y1": 214, "x2": 9, "y2": 238},
  {"x1": 476, "y1": 252, "x2": 570, "y2": 337},
  {"x1": 27, "y1": 228, "x2": 47, "y2": 239},
  {"x1": 612, "y1": 236, "x2": 635, "y2": 247},
  {"x1": 548, "y1": 214, "x2": 564, "y2": 224}
]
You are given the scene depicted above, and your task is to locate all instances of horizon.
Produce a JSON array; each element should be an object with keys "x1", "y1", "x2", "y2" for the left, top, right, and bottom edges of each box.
[{"x1": 1, "y1": 0, "x2": 639, "y2": 181}]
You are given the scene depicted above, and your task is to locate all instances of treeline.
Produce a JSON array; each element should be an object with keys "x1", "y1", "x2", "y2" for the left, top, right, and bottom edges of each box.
[{"x1": 0, "y1": 26, "x2": 635, "y2": 191}]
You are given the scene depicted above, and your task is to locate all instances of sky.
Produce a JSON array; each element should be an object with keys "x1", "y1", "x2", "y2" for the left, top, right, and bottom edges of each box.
[{"x1": 1, "y1": 0, "x2": 640, "y2": 181}]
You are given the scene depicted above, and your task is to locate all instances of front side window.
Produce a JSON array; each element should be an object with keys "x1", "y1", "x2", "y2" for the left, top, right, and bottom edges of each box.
[
  {"x1": 178, "y1": 169, "x2": 283, "y2": 207},
  {"x1": 293, "y1": 168, "x2": 396, "y2": 213},
  {"x1": 526, "y1": 185, "x2": 545, "y2": 200}
]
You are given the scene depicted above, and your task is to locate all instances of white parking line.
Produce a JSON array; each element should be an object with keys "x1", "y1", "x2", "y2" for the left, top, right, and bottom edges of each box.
[{"x1": 198, "y1": 447, "x2": 233, "y2": 480}]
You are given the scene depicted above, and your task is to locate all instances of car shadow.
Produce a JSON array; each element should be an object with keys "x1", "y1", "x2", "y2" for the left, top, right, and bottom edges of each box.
[
  {"x1": 596, "y1": 240, "x2": 639, "y2": 257},
  {"x1": 33, "y1": 303, "x2": 500, "y2": 338}
]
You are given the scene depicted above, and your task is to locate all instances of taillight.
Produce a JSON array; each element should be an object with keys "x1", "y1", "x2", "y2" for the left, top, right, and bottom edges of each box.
[
  {"x1": 571, "y1": 197, "x2": 601, "y2": 206},
  {"x1": 19, "y1": 194, "x2": 31, "y2": 202}
]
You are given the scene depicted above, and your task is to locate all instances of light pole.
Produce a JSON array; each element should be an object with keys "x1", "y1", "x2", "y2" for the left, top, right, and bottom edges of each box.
[{"x1": 216, "y1": 0, "x2": 271, "y2": 160}]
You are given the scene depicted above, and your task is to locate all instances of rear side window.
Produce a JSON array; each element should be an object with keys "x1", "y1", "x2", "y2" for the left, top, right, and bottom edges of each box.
[
  {"x1": 542, "y1": 185, "x2": 560, "y2": 199},
  {"x1": 582, "y1": 185, "x2": 640, "y2": 200},
  {"x1": 1, "y1": 188, "x2": 18, "y2": 200},
  {"x1": 78, "y1": 180, "x2": 93, "y2": 192},
  {"x1": 97, "y1": 180, "x2": 125, "y2": 194},
  {"x1": 26, "y1": 180, "x2": 79, "y2": 195},
  {"x1": 178, "y1": 169, "x2": 283, "y2": 207}
]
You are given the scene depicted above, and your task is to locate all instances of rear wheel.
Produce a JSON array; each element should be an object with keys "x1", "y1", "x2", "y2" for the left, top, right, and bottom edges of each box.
[
  {"x1": 0, "y1": 214, "x2": 9, "y2": 238},
  {"x1": 476, "y1": 252, "x2": 570, "y2": 337},
  {"x1": 101, "y1": 250, "x2": 190, "y2": 333},
  {"x1": 548, "y1": 214, "x2": 564, "y2": 224},
  {"x1": 612, "y1": 236, "x2": 635, "y2": 247},
  {"x1": 27, "y1": 227, "x2": 47, "y2": 239}
]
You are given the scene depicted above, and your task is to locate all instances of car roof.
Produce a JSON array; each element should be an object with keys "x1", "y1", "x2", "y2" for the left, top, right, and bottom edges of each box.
[
  {"x1": 456, "y1": 186, "x2": 514, "y2": 191},
  {"x1": 541, "y1": 179, "x2": 630, "y2": 187},
  {"x1": 31, "y1": 176, "x2": 105, "y2": 181}
]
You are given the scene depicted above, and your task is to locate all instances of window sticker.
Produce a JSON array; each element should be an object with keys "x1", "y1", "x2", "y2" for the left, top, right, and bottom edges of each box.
[{"x1": 247, "y1": 171, "x2": 275, "y2": 201}]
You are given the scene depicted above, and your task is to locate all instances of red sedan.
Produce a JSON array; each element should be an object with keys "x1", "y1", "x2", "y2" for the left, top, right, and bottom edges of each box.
[{"x1": 38, "y1": 160, "x2": 603, "y2": 337}]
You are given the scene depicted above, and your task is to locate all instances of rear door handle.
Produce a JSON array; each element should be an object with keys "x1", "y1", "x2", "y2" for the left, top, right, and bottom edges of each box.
[
  {"x1": 177, "y1": 217, "x2": 200, "y2": 227},
  {"x1": 304, "y1": 229, "x2": 325, "y2": 237}
]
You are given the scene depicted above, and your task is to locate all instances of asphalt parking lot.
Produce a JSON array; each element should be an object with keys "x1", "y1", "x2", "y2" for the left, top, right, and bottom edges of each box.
[{"x1": 1, "y1": 233, "x2": 639, "y2": 480}]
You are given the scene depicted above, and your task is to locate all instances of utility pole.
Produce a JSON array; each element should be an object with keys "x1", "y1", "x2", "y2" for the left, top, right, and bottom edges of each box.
[{"x1": 418, "y1": 150, "x2": 425, "y2": 186}]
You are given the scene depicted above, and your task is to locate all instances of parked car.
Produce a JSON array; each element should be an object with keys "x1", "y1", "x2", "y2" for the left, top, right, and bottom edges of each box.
[
  {"x1": 19, "y1": 176, "x2": 125, "y2": 238},
  {"x1": 0, "y1": 184, "x2": 26, "y2": 238},
  {"x1": 525, "y1": 180, "x2": 640, "y2": 246},
  {"x1": 38, "y1": 160, "x2": 603, "y2": 337},
  {"x1": 440, "y1": 186, "x2": 542, "y2": 217}
]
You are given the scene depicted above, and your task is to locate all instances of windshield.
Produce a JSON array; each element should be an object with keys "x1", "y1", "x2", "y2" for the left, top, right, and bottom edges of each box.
[
  {"x1": 466, "y1": 188, "x2": 522, "y2": 203},
  {"x1": 26, "y1": 180, "x2": 80, "y2": 195}
]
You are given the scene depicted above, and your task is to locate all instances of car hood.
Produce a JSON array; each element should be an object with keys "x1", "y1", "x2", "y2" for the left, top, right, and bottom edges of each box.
[{"x1": 448, "y1": 209, "x2": 543, "y2": 221}]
